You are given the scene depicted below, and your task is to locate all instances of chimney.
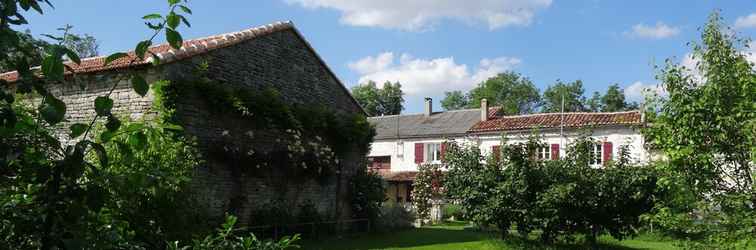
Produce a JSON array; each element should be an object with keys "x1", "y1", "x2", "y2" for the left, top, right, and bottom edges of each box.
[
  {"x1": 424, "y1": 97, "x2": 433, "y2": 117},
  {"x1": 480, "y1": 98, "x2": 488, "y2": 121}
]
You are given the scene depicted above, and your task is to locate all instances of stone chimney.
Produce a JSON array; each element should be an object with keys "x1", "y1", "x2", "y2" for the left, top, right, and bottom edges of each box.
[
  {"x1": 424, "y1": 97, "x2": 433, "y2": 117},
  {"x1": 480, "y1": 98, "x2": 488, "y2": 121}
]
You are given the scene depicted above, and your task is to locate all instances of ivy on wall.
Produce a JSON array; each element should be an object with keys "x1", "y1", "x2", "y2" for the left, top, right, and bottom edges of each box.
[{"x1": 152, "y1": 67, "x2": 375, "y2": 182}]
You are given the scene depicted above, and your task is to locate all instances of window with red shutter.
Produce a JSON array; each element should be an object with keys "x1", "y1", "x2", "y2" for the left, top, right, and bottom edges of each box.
[
  {"x1": 602, "y1": 142, "x2": 613, "y2": 165},
  {"x1": 414, "y1": 143, "x2": 424, "y2": 164},
  {"x1": 551, "y1": 144, "x2": 560, "y2": 160}
]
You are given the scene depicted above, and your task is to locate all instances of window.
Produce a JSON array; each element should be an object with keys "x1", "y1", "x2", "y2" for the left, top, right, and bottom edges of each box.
[
  {"x1": 425, "y1": 143, "x2": 442, "y2": 163},
  {"x1": 590, "y1": 143, "x2": 603, "y2": 165},
  {"x1": 537, "y1": 147, "x2": 551, "y2": 160}
]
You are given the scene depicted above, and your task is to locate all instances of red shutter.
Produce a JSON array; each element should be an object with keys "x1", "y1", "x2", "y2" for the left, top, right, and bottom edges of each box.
[
  {"x1": 603, "y1": 142, "x2": 613, "y2": 165},
  {"x1": 440, "y1": 142, "x2": 447, "y2": 161},
  {"x1": 414, "y1": 143, "x2": 424, "y2": 164},
  {"x1": 551, "y1": 144, "x2": 559, "y2": 160},
  {"x1": 492, "y1": 145, "x2": 501, "y2": 162}
]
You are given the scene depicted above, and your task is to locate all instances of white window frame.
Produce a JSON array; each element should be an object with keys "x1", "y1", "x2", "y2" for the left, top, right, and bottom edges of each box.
[
  {"x1": 425, "y1": 143, "x2": 442, "y2": 163},
  {"x1": 590, "y1": 143, "x2": 603, "y2": 166},
  {"x1": 537, "y1": 146, "x2": 551, "y2": 161}
]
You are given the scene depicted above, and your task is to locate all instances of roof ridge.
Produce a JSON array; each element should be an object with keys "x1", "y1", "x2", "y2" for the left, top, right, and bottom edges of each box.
[
  {"x1": 368, "y1": 106, "x2": 497, "y2": 119},
  {"x1": 496, "y1": 110, "x2": 640, "y2": 119},
  {"x1": 0, "y1": 21, "x2": 295, "y2": 81}
]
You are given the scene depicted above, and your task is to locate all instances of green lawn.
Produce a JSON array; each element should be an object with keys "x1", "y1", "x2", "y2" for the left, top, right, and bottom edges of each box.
[{"x1": 302, "y1": 222, "x2": 680, "y2": 250}]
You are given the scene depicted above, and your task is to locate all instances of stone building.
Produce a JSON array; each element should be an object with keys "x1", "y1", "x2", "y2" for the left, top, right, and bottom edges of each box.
[{"x1": 1, "y1": 21, "x2": 367, "y2": 225}]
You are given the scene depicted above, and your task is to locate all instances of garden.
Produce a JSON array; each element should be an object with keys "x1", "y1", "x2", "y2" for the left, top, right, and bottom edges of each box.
[{"x1": 0, "y1": 0, "x2": 755, "y2": 249}]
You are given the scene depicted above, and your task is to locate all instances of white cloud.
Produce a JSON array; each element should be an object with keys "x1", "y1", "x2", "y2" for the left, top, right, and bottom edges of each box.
[
  {"x1": 735, "y1": 13, "x2": 756, "y2": 29},
  {"x1": 285, "y1": 0, "x2": 552, "y2": 31},
  {"x1": 349, "y1": 53, "x2": 521, "y2": 97},
  {"x1": 624, "y1": 22, "x2": 680, "y2": 39},
  {"x1": 624, "y1": 81, "x2": 666, "y2": 102}
]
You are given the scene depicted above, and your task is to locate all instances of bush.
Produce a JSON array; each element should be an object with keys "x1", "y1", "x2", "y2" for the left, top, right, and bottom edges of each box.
[
  {"x1": 377, "y1": 202, "x2": 416, "y2": 231},
  {"x1": 444, "y1": 136, "x2": 658, "y2": 245},
  {"x1": 442, "y1": 203, "x2": 464, "y2": 220},
  {"x1": 169, "y1": 215, "x2": 300, "y2": 250},
  {"x1": 350, "y1": 169, "x2": 386, "y2": 225}
]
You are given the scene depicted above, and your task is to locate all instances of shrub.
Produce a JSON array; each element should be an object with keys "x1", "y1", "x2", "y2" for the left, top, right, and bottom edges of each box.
[
  {"x1": 169, "y1": 215, "x2": 300, "y2": 250},
  {"x1": 442, "y1": 203, "x2": 464, "y2": 220},
  {"x1": 377, "y1": 202, "x2": 416, "y2": 231},
  {"x1": 350, "y1": 169, "x2": 386, "y2": 225}
]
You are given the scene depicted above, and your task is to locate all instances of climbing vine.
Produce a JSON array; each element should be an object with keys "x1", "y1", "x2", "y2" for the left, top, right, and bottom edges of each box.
[{"x1": 153, "y1": 67, "x2": 375, "y2": 182}]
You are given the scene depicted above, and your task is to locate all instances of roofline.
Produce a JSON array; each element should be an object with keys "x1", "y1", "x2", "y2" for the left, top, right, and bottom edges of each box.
[
  {"x1": 0, "y1": 21, "x2": 368, "y2": 115},
  {"x1": 367, "y1": 107, "x2": 485, "y2": 119},
  {"x1": 468, "y1": 123, "x2": 642, "y2": 135},
  {"x1": 373, "y1": 133, "x2": 468, "y2": 141}
]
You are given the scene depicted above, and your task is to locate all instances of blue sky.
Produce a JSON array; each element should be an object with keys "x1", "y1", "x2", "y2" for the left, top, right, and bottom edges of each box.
[{"x1": 19, "y1": 0, "x2": 756, "y2": 113}]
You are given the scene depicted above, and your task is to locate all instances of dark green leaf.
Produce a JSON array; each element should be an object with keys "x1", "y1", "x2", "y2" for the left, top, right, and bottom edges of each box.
[
  {"x1": 39, "y1": 94, "x2": 66, "y2": 125},
  {"x1": 129, "y1": 131, "x2": 148, "y2": 150},
  {"x1": 41, "y1": 55, "x2": 64, "y2": 80},
  {"x1": 168, "y1": 0, "x2": 180, "y2": 5},
  {"x1": 179, "y1": 15, "x2": 191, "y2": 28},
  {"x1": 94, "y1": 96, "x2": 113, "y2": 116},
  {"x1": 131, "y1": 75, "x2": 149, "y2": 97},
  {"x1": 105, "y1": 115, "x2": 121, "y2": 132},
  {"x1": 167, "y1": 12, "x2": 180, "y2": 29},
  {"x1": 89, "y1": 142, "x2": 108, "y2": 167},
  {"x1": 145, "y1": 22, "x2": 163, "y2": 30},
  {"x1": 85, "y1": 185, "x2": 107, "y2": 211},
  {"x1": 104, "y1": 52, "x2": 128, "y2": 66},
  {"x1": 178, "y1": 5, "x2": 192, "y2": 14},
  {"x1": 100, "y1": 130, "x2": 116, "y2": 142},
  {"x1": 63, "y1": 47, "x2": 81, "y2": 64},
  {"x1": 69, "y1": 123, "x2": 88, "y2": 138},
  {"x1": 135, "y1": 40, "x2": 152, "y2": 59},
  {"x1": 150, "y1": 53, "x2": 161, "y2": 66},
  {"x1": 142, "y1": 13, "x2": 162, "y2": 20},
  {"x1": 166, "y1": 28, "x2": 183, "y2": 50}
]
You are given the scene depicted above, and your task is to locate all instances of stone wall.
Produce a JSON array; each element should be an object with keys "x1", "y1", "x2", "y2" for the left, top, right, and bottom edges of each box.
[{"x1": 39, "y1": 28, "x2": 365, "y2": 226}]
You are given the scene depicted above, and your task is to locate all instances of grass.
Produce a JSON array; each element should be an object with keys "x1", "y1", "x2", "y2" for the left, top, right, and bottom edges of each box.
[{"x1": 301, "y1": 221, "x2": 681, "y2": 250}]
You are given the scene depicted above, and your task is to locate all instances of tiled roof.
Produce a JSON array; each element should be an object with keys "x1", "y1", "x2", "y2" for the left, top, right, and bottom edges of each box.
[
  {"x1": 379, "y1": 171, "x2": 418, "y2": 182},
  {"x1": 369, "y1": 107, "x2": 496, "y2": 140},
  {"x1": 469, "y1": 111, "x2": 642, "y2": 133},
  {"x1": 1, "y1": 21, "x2": 295, "y2": 82}
]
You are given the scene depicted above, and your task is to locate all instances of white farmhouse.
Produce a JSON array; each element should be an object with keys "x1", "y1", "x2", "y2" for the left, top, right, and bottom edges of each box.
[{"x1": 367, "y1": 98, "x2": 649, "y2": 203}]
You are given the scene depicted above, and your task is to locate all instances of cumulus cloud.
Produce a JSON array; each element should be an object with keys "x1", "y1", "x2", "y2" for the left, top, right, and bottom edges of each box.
[
  {"x1": 735, "y1": 13, "x2": 756, "y2": 29},
  {"x1": 348, "y1": 52, "x2": 521, "y2": 97},
  {"x1": 624, "y1": 22, "x2": 680, "y2": 39},
  {"x1": 285, "y1": 0, "x2": 552, "y2": 31},
  {"x1": 624, "y1": 81, "x2": 666, "y2": 102}
]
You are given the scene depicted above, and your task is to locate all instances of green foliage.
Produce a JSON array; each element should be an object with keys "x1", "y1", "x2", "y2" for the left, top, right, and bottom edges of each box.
[
  {"x1": 349, "y1": 169, "x2": 386, "y2": 224},
  {"x1": 0, "y1": 0, "x2": 197, "y2": 248},
  {"x1": 443, "y1": 136, "x2": 658, "y2": 245},
  {"x1": 464, "y1": 71, "x2": 541, "y2": 114},
  {"x1": 169, "y1": 215, "x2": 300, "y2": 250},
  {"x1": 161, "y1": 73, "x2": 375, "y2": 181},
  {"x1": 377, "y1": 202, "x2": 416, "y2": 231},
  {"x1": 440, "y1": 90, "x2": 469, "y2": 111},
  {"x1": 350, "y1": 80, "x2": 405, "y2": 116},
  {"x1": 441, "y1": 203, "x2": 464, "y2": 220},
  {"x1": 541, "y1": 79, "x2": 586, "y2": 113},
  {"x1": 643, "y1": 11, "x2": 756, "y2": 249},
  {"x1": 412, "y1": 163, "x2": 443, "y2": 223}
]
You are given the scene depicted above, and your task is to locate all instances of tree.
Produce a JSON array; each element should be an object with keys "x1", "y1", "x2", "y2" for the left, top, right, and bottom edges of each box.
[
  {"x1": 601, "y1": 84, "x2": 635, "y2": 112},
  {"x1": 465, "y1": 71, "x2": 541, "y2": 115},
  {"x1": 541, "y1": 79, "x2": 586, "y2": 113},
  {"x1": 60, "y1": 24, "x2": 99, "y2": 57},
  {"x1": 351, "y1": 80, "x2": 404, "y2": 116},
  {"x1": 440, "y1": 90, "x2": 468, "y2": 110},
  {"x1": 0, "y1": 29, "x2": 51, "y2": 72},
  {"x1": 586, "y1": 91, "x2": 602, "y2": 112},
  {"x1": 412, "y1": 163, "x2": 443, "y2": 225},
  {"x1": 644, "y1": 11, "x2": 756, "y2": 248}
]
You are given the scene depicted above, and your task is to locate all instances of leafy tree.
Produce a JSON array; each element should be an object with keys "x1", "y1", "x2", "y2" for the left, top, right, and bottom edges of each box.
[
  {"x1": 440, "y1": 90, "x2": 468, "y2": 110},
  {"x1": 644, "y1": 11, "x2": 756, "y2": 248},
  {"x1": 586, "y1": 91, "x2": 602, "y2": 112},
  {"x1": 59, "y1": 24, "x2": 99, "y2": 57},
  {"x1": 541, "y1": 79, "x2": 586, "y2": 113},
  {"x1": 351, "y1": 80, "x2": 404, "y2": 116},
  {"x1": 349, "y1": 169, "x2": 386, "y2": 226},
  {"x1": 466, "y1": 71, "x2": 541, "y2": 114},
  {"x1": 0, "y1": 29, "x2": 51, "y2": 72},
  {"x1": 0, "y1": 0, "x2": 194, "y2": 248},
  {"x1": 601, "y1": 84, "x2": 637, "y2": 112}
]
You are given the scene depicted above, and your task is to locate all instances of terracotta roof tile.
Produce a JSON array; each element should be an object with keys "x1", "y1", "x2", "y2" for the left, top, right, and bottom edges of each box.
[
  {"x1": 469, "y1": 111, "x2": 642, "y2": 133},
  {"x1": 0, "y1": 21, "x2": 294, "y2": 82}
]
